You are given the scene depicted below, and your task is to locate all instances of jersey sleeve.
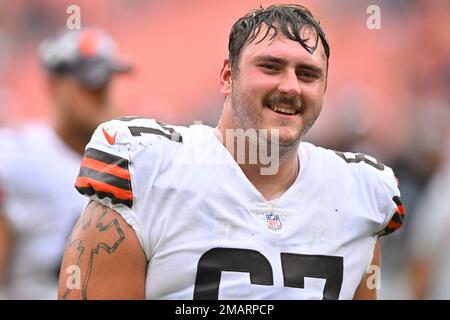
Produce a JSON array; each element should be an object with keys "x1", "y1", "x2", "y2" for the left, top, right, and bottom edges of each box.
[
  {"x1": 332, "y1": 150, "x2": 405, "y2": 237},
  {"x1": 75, "y1": 119, "x2": 136, "y2": 210},
  {"x1": 369, "y1": 163, "x2": 405, "y2": 237},
  {"x1": 74, "y1": 117, "x2": 173, "y2": 253}
]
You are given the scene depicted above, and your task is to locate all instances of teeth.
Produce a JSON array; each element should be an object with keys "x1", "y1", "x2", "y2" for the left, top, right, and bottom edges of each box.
[{"x1": 269, "y1": 104, "x2": 297, "y2": 115}]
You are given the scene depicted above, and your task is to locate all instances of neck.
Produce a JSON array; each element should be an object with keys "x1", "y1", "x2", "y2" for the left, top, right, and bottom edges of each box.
[
  {"x1": 240, "y1": 151, "x2": 299, "y2": 201},
  {"x1": 54, "y1": 124, "x2": 89, "y2": 156},
  {"x1": 215, "y1": 126, "x2": 300, "y2": 201}
]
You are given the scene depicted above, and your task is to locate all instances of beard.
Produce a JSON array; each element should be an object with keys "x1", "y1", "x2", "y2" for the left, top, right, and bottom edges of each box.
[{"x1": 228, "y1": 87, "x2": 322, "y2": 159}]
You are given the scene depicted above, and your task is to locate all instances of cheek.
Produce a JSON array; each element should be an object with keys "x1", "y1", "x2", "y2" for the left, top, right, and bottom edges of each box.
[
  {"x1": 233, "y1": 88, "x2": 261, "y2": 117},
  {"x1": 302, "y1": 85, "x2": 324, "y2": 109},
  {"x1": 233, "y1": 76, "x2": 272, "y2": 107}
]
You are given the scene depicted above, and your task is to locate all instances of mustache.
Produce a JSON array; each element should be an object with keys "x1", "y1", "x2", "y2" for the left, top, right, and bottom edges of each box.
[{"x1": 263, "y1": 94, "x2": 303, "y2": 111}]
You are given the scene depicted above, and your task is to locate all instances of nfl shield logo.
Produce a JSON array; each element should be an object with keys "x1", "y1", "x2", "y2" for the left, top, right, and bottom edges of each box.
[{"x1": 265, "y1": 213, "x2": 282, "y2": 230}]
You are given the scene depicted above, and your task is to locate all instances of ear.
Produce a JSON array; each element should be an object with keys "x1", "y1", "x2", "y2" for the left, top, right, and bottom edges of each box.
[{"x1": 219, "y1": 57, "x2": 232, "y2": 96}]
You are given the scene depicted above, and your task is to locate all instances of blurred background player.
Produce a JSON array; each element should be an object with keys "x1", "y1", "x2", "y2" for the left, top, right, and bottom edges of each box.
[
  {"x1": 0, "y1": 27, "x2": 131, "y2": 299},
  {"x1": 406, "y1": 137, "x2": 450, "y2": 299}
]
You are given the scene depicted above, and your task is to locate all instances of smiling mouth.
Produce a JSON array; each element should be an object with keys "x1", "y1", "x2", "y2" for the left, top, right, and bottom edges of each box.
[{"x1": 266, "y1": 103, "x2": 300, "y2": 115}]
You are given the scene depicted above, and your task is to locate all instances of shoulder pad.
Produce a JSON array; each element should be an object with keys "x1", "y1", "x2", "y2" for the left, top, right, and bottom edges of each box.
[
  {"x1": 74, "y1": 117, "x2": 183, "y2": 208},
  {"x1": 332, "y1": 150, "x2": 405, "y2": 236}
]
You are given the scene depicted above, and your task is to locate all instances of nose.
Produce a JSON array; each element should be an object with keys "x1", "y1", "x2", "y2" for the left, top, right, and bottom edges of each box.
[{"x1": 278, "y1": 69, "x2": 301, "y2": 96}]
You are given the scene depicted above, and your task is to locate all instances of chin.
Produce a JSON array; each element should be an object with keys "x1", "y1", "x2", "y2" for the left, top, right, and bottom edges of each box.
[
  {"x1": 279, "y1": 137, "x2": 300, "y2": 148},
  {"x1": 274, "y1": 128, "x2": 302, "y2": 147}
]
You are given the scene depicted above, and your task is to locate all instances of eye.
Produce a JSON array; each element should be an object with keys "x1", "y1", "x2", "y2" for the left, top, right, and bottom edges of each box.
[
  {"x1": 258, "y1": 64, "x2": 280, "y2": 72},
  {"x1": 297, "y1": 71, "x2": 318, "y2": 81}
]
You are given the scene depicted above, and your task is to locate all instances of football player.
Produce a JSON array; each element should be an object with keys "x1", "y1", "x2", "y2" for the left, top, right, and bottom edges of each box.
[
  {"x1": 407, "y1": 151, "x2": 450, "y2": 299},
  {"x1": 0, "y1": 28, "x2": 131, "y2": 299},
  {"x1": 58, "y1": 4, "x2": 404, "y2": 300}
]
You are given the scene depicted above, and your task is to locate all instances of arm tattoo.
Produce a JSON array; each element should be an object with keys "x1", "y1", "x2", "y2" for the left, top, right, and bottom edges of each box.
[{"x1": 63, "y1": 201, "x2": 125, "y2": 299}]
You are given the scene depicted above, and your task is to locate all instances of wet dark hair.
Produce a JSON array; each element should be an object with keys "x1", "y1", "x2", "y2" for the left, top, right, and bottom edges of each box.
[{"x1": 228, "y1": 4, "x2": 330, "y2": 71}]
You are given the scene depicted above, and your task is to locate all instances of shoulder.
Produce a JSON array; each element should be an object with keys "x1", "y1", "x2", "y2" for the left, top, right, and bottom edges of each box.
[
  {"x1": 0, "y1": 124, "x2": 52, "y2": 180},
  {"x1": 74, "y1": 117, "x2": 192, "y2": 257},
  {"x1": 302, "y1": 141, "x2": 395, "y2": 188},
  {"x1": 84, "y1": 117, "x2": 188, "y2": 172},
  {"x1": 0, "y1": 124, "x2": 56, "y2": 153},
  {"x1": 0, "y1": 126, "x2": 29, "y2": 154},
  {"x1": 302, "y1": 141, "x2": 404, "y2": 236},
  {"x1": 87, "y1": 117, "x2": 184, "y2": 158},
  {"x1": 75, "y1": 117, "x2": 188, "y2": 209}
]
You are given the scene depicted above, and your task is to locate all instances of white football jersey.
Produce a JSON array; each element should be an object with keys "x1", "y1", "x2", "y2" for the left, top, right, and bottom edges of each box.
[
  {"x1": 0, "y1": 125, "x2": 86, "y2": 299},
  {"x1": 76, "y1": 117, "x2": 404, "y2": 300}
]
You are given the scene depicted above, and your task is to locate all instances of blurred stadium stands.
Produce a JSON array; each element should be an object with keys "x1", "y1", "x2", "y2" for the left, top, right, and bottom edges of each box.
[{"x1": 1, "y1": 0, "x2": 449, "y2": 299}]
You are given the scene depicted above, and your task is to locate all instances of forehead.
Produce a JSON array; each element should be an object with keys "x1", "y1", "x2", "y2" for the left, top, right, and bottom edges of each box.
[{"x1": 239, "y1": 25, "x2": 326, "y2": 67}]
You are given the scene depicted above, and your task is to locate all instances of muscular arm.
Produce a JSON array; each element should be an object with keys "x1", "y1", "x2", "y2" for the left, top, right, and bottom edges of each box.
[
  {"x1": 0, "y1": 213, "x2": 12, "y2": 286},
  {"x1": 58, "y1": 200, "x2": 147, "y2": 299},
  {"x1": 353, "y1": 240, "x2": 381, "y2": 300}
]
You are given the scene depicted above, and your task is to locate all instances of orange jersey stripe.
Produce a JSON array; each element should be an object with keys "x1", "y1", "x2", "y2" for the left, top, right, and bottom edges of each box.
[
  {"x1": 75, "y1": 176, "x2": 132, "y2": 200},
  {"x1": 396, "y1": 205, "x2": 405, "y2": 215},
  {"x1": 81, "y1": 157, "x2": 131, "y2": 181},
  {"x1": 387, "y1": 220, "x2": 402, "y2": 230}
]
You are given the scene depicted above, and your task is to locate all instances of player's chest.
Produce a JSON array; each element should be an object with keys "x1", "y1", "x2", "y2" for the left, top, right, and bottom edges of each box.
[
  {"x1": 148, "y1": 170, "x2": 370, "y2": 245},
  {"x1": 145, "y1": 189, "x2": 370, "y2": 300}
]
